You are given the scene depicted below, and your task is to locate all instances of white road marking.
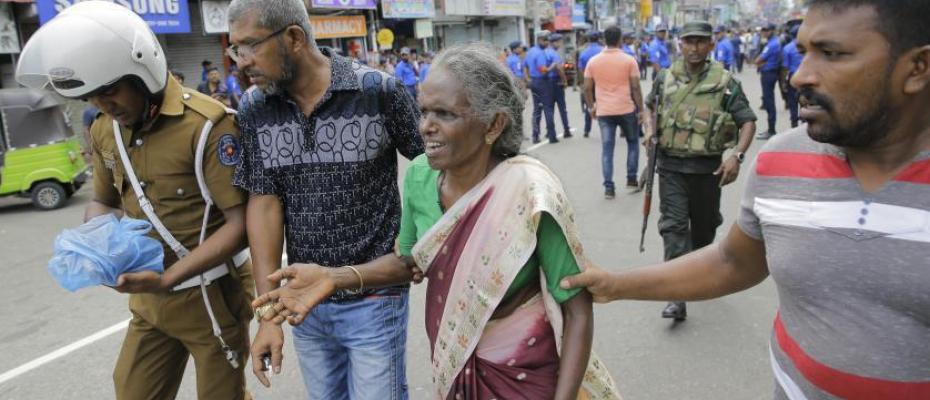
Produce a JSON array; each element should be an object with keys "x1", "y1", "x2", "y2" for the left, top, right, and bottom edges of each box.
[
  {"x1": 0, "y1": 253, "x2": 287, "y2": 385},
  {"x1": 0, "y1": 318, "x2": 130, "y2": 385},
  {"x1": 525, "y1": 132, "x2": 570, "y2": 153}
]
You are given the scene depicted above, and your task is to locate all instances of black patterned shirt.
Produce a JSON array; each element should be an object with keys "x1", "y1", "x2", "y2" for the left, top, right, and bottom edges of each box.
[{"x1": 233, "y1": 48, "x2": 423, "y2": 298}]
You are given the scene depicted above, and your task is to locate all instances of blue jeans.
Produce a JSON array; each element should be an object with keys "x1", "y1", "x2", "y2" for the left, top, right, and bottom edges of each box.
[
  {"x1": 292, "y1": 288, "x2": 409, "y2": 400},
  {"x1": 531, "y1": 77, "x2": 556, "y2": 141},
  {"x1": 598, "y1": 113, "x2": 640, "y2": 189},
  {"x1": 581, "y1": 92, "x2": 593, "y2": 134},
  {"x1": 760, "y1": 70, "x2": 779, "y2": 133}
]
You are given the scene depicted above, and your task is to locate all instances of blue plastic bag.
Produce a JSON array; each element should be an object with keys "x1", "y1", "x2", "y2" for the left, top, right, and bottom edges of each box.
[{"x1": 48, "y1": 214, "x2": 165, "y2": 292}]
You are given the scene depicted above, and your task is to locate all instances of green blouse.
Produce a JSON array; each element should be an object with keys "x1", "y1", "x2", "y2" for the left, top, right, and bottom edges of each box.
[{"x1": 398, "y1": 155, "x2": 582, "y2": 303}]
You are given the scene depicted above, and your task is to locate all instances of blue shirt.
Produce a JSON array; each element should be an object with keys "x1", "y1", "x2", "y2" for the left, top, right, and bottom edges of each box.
[
  {"x1": 395, "y1": 60, "x2": 418, "y2": 86},
  {"x1": 622, "y1": 44, "x2": 636, "y2": 57},
  {"x1": 649, "y1": 39, "x2": 670, "y2": 68},
  {"x1": 82, "y1": 105, "x2": 99, "y2": 129},
  {"x1": 225, "y1": 75, "x2": 242, "y2": 97},
  {"x1": 730, "y1": 36, "x2": 743, "y2": 54},
  {"x1": 714, "y1": 38, "x2": 735, "y2": 66},
  {"x1": 782, "y1": 41, "x2": 802, "y2": 75},
  {"x1": 759, "y1": 37, "x2": 782, "y2": 72},
  {"x1": 525, "y1": 45, "x2": 551, "y2": 79},
  {"x1": 506, "y1": 54, "x2": 525, "y2": 78},
  {"x1": 233, "y1": 48, "x2": 424, "y2": 299},
  {"x1": 578, "y1": 43, "x2": 603, "y2": 71},
  {"x1": 419, "y1": 63, "x2": 431, "y2": 82},
  {"x1": 545, "y1": 48, "x2": 562, "y2": 79}
]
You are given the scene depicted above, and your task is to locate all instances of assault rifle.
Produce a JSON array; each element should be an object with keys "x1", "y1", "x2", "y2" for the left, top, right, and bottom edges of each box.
[{"x1": 639, "y1": 95, "x2": 660, "y2": 253}]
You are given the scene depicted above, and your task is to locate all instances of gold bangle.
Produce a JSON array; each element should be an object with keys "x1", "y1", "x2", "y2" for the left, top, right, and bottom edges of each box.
[
  {"x1": 254, "y1": 303, "x2": 274, "y2": 321},
  {"x1": 345, "y1": 265, "x2": 364, "y2": 291}
]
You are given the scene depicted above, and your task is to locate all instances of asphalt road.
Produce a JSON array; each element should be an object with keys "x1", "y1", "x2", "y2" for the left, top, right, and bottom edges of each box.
[{"x1": 0, "y1": 67, "x2": 796, "y2": 399}]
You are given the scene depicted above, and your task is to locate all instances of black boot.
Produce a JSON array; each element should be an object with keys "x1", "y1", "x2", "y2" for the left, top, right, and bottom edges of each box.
[{"x1": 661, "y1": 302, "x2": 687, "y2": 321}]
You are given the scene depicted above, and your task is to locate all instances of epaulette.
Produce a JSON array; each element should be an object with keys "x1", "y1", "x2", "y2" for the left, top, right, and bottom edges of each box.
[{"x1": 179, "y1": 87, "x2": 230, "y2": 124}]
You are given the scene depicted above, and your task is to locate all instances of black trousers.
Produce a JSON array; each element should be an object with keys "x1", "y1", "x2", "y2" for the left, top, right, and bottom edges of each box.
[{"x1": 657, "y1": 169, "x2": 723, "y2": 261}]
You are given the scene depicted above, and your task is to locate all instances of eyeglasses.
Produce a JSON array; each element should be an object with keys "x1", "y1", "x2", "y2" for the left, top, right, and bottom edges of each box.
[{"x1": 226, "y1": 25, "x2": 293, "y2": 63}]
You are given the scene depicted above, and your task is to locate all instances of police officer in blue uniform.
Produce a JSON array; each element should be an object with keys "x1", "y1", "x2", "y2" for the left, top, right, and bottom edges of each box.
[
  {"x1": 395, "y1": 47, "x2": 419, "y2": 100},
  {"x1": 639, "y1": 34, "x2": 651, "y2": 79},
  {"x1": 525, "y1": 31, "x2": 558, "y2": 143},
  {"x1": 755, "y1": 23, "x2": 782, "y2": 139},
  {"x1": 507, "y1": 41, "x2": 526, "y2": 78},
  {"x1": 578, "y1": 31, "x2": 603, "y2": 138},
  {"x1": 714, "y1": 25, "x2": 735, "y2": 70},
  {"x1": 730, "y1": 29, "x2": 744, "y2": 72},
  {"x1": 507, "y1": 41, "x2": 527, "y2": 92},
  {"x1": 781, "y1": 25, "x2": 803, "y2": 128},
  {"x1": 548, "y1": 33, "x2": 572, "y2": 140},
  {"x1": 622, "y1": 33, "x2": 637, "y2": 57},
  {"x1": 649, "y1": 24, "x2": 672, "y2": 80}
]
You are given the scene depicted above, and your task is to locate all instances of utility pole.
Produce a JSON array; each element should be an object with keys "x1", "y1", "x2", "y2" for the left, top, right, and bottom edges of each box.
[{"x1": 533, "y1": 0, "x2": 541, "y2": 45}]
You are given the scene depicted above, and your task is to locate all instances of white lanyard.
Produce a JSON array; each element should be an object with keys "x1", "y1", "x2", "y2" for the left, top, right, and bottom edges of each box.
[{"x1": 112, "y1": 115, "x2": 240, "y2": 369}]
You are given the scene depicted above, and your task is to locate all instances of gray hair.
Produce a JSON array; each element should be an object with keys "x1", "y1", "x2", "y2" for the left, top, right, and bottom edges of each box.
[
  {"x1": 431, "y1": 43, "x2": 525, "y2": 158},
  {"x1": 228, "y1": 0, "x2": 314, "y2": 42}
]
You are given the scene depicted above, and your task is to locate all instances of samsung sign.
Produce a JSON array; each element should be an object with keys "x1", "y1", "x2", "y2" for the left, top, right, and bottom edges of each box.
[{"x1": 37, "y1": 0, "x2": 192, "y2": 34}]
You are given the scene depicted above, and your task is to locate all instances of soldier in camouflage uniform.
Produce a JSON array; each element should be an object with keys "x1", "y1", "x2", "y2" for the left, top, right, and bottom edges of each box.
[{"x1": 644, "y1": 21, "x2": 757, "y2": 321}]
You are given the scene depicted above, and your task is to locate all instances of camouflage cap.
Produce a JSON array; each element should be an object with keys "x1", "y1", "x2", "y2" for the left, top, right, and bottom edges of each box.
[{"x1": 680, "y1": 21, "x2": 713, "y2": 38}]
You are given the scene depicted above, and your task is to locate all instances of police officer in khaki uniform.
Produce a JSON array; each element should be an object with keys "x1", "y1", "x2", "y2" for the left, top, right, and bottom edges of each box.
[
  {"x1": 16, "y1": 3, "x2": 253, "y2": 399},
  {"x1": 643, "y1": 21, "x2": 757, "y2": 321}
]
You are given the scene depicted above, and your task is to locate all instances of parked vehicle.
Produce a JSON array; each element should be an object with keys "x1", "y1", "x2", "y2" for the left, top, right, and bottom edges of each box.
[{"x1": 0, "y1": 88, "x2": 88, "y2": 210}]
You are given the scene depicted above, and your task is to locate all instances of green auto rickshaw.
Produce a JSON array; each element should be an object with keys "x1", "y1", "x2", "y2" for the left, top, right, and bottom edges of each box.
[{"x1": 0, "y1": 88, "x2": 88, "y2": 210}]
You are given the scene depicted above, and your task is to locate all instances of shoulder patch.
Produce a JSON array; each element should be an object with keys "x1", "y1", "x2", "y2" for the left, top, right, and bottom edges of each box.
[{"x1": 217, "y1": 134, "x2": 241, "y2": 166}]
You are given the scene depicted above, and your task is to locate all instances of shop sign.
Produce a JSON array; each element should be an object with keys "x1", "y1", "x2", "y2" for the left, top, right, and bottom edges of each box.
[
  {"x1": 572, "y1": 2, "x2": 585, "y2": 24},
  {"x1": 483, "y1": 0, "x2": 524, "y2": 16},
  {"x1": 414, "y1": 19, "x2": 432, "y2": 39},
  {"x1": 311, "y1": 15, "x2": 368, "y2": 39},
  {"x1": 202, "y1": 0, "x2": 229, "y2": 34},
  {"x1": 553, "y1": 0, "x2": 573, "y2": 31},
  {"x1": 377, "y1": 28, "x2": 395, "y2": 47},
  {"x1": 311, "y1": 0, "x2": 377, "y2": 9},
  {"x1": 641, "y1": 0, "x2": 653, "y2": 19},
  {"x1": 381, "y1": 0, "x2": 435, "y2": 19},
  {"x1": 37, "y1": 0, "x2": 192, "y2": 34},
  {"x1": 0, "y1": 4, "x2": 19, "y2": 54}
]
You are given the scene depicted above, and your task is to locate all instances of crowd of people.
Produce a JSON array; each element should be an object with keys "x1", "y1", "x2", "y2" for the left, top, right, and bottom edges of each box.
[{"x1": 15, "y1": 0, "x2": 930, "y2": 399}]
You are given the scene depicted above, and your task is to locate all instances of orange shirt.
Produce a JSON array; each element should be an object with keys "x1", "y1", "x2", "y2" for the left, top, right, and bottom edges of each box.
[{"x1": 583, "y1": 48, "x2": 640, "y2": 116}]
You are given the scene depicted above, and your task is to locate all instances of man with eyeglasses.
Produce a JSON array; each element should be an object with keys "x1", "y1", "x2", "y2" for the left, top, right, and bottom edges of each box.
[{"x1": 226, "y1": 0, "x2": 424, "y2": 398}]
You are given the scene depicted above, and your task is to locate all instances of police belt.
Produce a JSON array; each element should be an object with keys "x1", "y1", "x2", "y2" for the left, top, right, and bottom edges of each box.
[{"x1": 172, "y1": 249, "x2": 249, "y2": 291}]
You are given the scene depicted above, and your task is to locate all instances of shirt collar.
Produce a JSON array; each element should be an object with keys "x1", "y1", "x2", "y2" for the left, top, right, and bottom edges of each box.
[
  {"x1": 321, "y1": 47, "x2": 360, "y2": 92},
  {"x1": 159, "y1": 76, "x2": 185, "y2": 117}
]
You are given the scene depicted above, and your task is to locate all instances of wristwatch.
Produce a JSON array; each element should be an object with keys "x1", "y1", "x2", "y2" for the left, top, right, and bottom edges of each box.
[{"x1": 734, "y1": 151, "x2": 746, "y2": 164}]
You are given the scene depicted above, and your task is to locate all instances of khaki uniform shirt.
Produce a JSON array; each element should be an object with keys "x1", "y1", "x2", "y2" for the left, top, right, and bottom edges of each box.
[{"x1": 90, "y1": 77, "x2": 246, "y2": 266}]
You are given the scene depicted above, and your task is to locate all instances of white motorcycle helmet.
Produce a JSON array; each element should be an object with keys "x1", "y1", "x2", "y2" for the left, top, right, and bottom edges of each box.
[{"x1": 16, "y1": 1, "x2": 167, "y2": 99}]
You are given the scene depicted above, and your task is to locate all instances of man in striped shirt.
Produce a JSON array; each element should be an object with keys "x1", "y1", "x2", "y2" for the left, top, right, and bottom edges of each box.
[{"x1": 562, "y1": 1, "x2": 930, "y2": 398}]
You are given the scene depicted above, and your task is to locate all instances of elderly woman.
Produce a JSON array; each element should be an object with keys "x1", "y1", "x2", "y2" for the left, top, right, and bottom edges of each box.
[{"x1": 254, "y1": 43, "x2": 619, "y2": 399}]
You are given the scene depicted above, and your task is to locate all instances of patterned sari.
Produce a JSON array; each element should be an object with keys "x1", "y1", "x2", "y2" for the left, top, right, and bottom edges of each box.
[{"x1": 411, "y1": 156, "x2": 622, "y2": 400}]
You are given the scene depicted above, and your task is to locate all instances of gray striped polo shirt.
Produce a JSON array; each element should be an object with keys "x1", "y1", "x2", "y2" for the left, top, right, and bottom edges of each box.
[{"x1": 737, "y1": 127, "x2": 930, "y2": 400}]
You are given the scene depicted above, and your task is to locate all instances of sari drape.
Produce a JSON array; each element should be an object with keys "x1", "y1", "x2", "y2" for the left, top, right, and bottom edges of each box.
[{"x1": 411, "y1": 156, "x2": 622, "y2": 400}]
